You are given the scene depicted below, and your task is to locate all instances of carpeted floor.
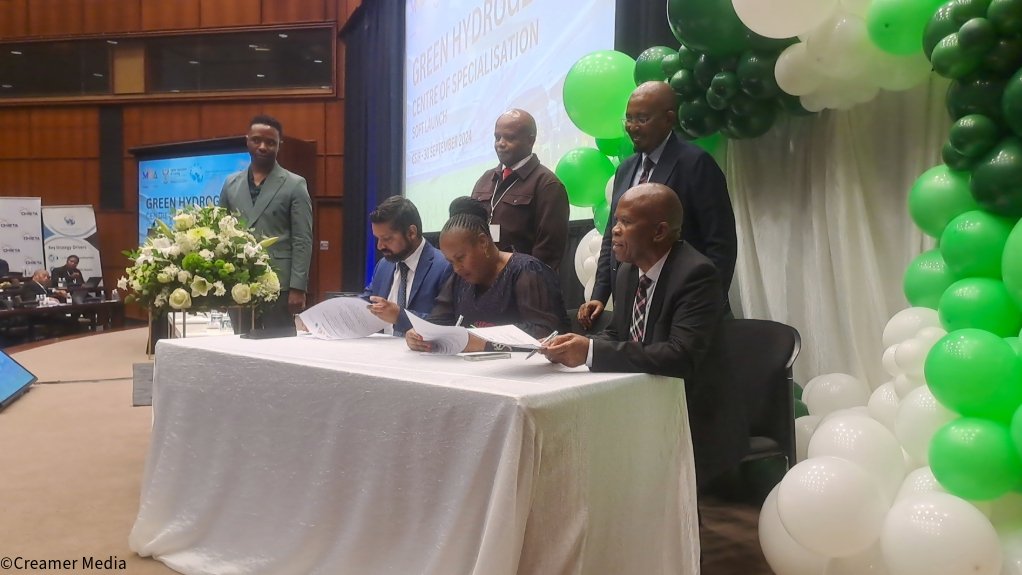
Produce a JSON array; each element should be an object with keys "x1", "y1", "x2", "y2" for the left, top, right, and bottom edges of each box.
[{"x1": 1, "y1": 328, "x2": 772, "y2": 575}]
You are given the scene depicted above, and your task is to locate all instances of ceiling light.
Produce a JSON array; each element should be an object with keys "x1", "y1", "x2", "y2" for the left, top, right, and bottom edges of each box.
[
  {"x1": 188, "y1": 60, "x2": 199, "y2": 65},
  {"x1": 1, "y1": 84, "x2": 12, "y2": 89},
  {"x1": 10, "y1": 50, "x2": 22, "y2": 55},
  {"x1": 278, "y1": 33, "x2": 288, "y2": 38},
  {"x1": 92, "y1": 73, "x2": 104, "y2": 78},
  {"x1": 106, "y1": 40, "x2": 118, "y2": 45},
  {"x1": 313, "y1": 59, "x2": 323, "y2": 64},
  {"x1": 256, "y1": 73, "x2": 265, "y2": 78}
]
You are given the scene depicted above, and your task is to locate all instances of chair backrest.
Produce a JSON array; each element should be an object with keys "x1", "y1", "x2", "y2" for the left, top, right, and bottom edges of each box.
[
  {"x1": 714, "y1": 318, "x2": 801, "y2": 466},
  {"x1": 567, "y1": 307, "x2": 614, "y2": 336}
]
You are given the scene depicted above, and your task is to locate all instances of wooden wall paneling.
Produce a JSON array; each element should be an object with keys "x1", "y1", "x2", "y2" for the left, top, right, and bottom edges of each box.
[
  {"x1": 28, "y1": 0, "x2": 84, "y2": 36},
  {"x1": 112, "y1": 42, "x2": 146, "y2": 94},
  {"x1": 82, "y1": 0, "x2": 141, "y2": 33},
  {"x1": 314, "y1": 155, "x2": 325, "y2": 198},
  {"x1": 121, "y1": 106, "x2": 146, "y2": 151},
  {"x1": 324, "y1": 100, "x2": 343, "y2": 155},
  {"x1": 138, "y1": 105, "x2": 201, "y2": 146},
  {"x1": 140, "y1": 0, "x2": 200, "y2": 31},
  {"x1": 313, "y1": 198, "x2": 342, "y2": 300},
  {"x1": 0, "y1": 108, "x2": 32, "y2": 159},
  {"x1": 0, "y1": 161, "x2": 32, "y2": 195},
  {"x1": 324, "y1": 155, "x2": 342, "y2": 197},
  {"x1": 260, "y1": 0, "x2": 326, "y2": 24},
  {"x1": 95, "y1": 210, "x2": 138, "y2": 294},
  {"x1": 29, "y1": 108, "x2": 99, "y2": 159},
  {"x1": 199, "y1": 0, "x2": 261, "y2": 28},
  {"x1": 200, "y1": 102, "x2": 326, "y2": 147},
  {"x1": 29, "y1": 160, "x2": 90, "y2": 205},
  {"x1": 122, "y1": 158, "x2": 139, "y2": 213},
  {"x1": 0, "y1": 0, "x2": 28, "y2": 39},
  {"x1": 343, "y1": 0, "x2": 360, "y2": 22},
  {"x1": 83, "y1": 159, "x2": 100, "y2": 201}
]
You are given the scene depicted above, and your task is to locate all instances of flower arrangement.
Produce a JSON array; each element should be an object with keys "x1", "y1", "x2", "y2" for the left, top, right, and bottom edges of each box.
[{"x1": 118, "y1": 204, "x2": 281, "y2": 312}]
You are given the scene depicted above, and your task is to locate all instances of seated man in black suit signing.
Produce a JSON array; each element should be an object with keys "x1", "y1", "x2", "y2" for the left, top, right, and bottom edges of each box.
[
  {"x1": 51, "y1": 254, "x2": 84, "y2": 289},
  {"x1": 20, "y1": 269, "x2": 68, "y2": 303},
  {"x1": 540, "y1": 183, "x2": 744, "y2": 486}
]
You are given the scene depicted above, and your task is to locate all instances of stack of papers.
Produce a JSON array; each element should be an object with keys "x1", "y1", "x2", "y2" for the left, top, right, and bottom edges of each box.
[
  {"x1": 297, "y1": 296, "x2": 388, "y2": 340},
  {"x1": 407, "y1": 315, "x2": 541, "y2": 355}
]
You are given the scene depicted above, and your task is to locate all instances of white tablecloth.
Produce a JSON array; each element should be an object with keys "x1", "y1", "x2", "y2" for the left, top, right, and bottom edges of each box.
[{"x1": 129, "y1": 334, "x2": 699, "y2": 575}]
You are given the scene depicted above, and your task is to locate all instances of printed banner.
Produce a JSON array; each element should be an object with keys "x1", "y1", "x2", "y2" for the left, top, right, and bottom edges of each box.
[
  {"x1": 0, "y1": 197, "x2": 45, "y2": 276},
  {"x1": 42, "y1": 205, "x2": 103, "y2": 286}
]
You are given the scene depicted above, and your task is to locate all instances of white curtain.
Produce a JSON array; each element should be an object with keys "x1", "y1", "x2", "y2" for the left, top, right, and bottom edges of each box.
[{"x1": 728, "y1": 77, "x2": 950, "y2": 388}]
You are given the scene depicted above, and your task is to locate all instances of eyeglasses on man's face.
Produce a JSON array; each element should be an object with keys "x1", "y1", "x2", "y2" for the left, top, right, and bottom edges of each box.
[{"x1": 622, "y1": 115, "x2": 653, "y2": 127}]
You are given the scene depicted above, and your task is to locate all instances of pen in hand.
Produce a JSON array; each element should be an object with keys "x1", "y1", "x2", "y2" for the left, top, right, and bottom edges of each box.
[{"x1": 526, "y1": 331, "x2": 559, "y2": 360}]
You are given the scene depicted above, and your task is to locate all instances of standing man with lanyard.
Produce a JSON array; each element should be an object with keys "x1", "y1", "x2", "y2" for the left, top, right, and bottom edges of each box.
[{"x1": 469, "y1": 109, "x2": 569, "y2": 270}]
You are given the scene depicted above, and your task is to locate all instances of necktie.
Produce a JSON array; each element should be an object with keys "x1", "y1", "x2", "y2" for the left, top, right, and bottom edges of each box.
[
  {"x1": 638, "y1": 156, "x2": 654, "y2": 185},
  {"x1": 397, "y1": 262, "x2": 410, "y2": 309},
  {"x1": 629, "y1": 274, "x2": 653, "y2": 342},
  {"x1": 501, "y1": 167, "x2": 513, "y2": 181}
]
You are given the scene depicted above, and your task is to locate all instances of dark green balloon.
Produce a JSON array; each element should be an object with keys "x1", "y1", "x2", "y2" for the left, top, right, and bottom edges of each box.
[
  {"x1": 709, "y1": 72, "x2": 740, "y2": 99},
  {"x1": 908, "y1": 164, "x2": 979, "y2": 237},
  {"x1": 904, "y1": 248, "x2": 958, "y2": 308},
  {"x1": 947, "y1": 74, "x2": 1007, "y2": 122},
  {"x1": 669, "y1": 69, "x2": 702, "y2": 101},
  {"x1": 777, "y1": 93, "x2": 815, "y2": 116},
  {"x1": 957, "y1": 17, "x2": 998, "y2": 55},
  {"x1": 794, "y1": 398, "x2": 809, "y2": 418},
  {"x1": 930, "y1": 417, "x2": 1022, "y2": 500},
  {"x1": 793, "y1": 382, "x2": 804, "y2": 400},
  {"x1": 925, "y1": 3, "x2": 961, "y2": 58},
  {"x1": 982, "y1": 37, "x2": 1022, "y2": 75},
  {"x1": 736, "y1": 52, "x2": 780, "y2": 99},
  {"x1": 949, "y1": 114, "x2": 1001, "y2": 157},
  {"x1": 634, "y1": 46, "x2": 676, "y2": 85},
  {"x1": 666, "y1": 0, "x2": 751, "y2": 56},
  {"x1": 661, "y1": 53, "x2": 683, "y2": 79},
  {"x1": 705, "y1": 90, "x2": 730, "y2": 111},
  {"x1": 677, "y1": 44, "x2": 700, "y2": 69},
  {"x1": 694, "y1": 54, "x2": 738, "y2": 90},
  {"x1": 745, "y1": 31, "x2": 797, "y2": 53},
  {"x1": 677, "y1": 97, "x2": 724, "y2": 138},
  {"x1": 1005, "y1": 68, "x2": 1022, "y2": 137},
  {"x1": 970, "y1": 136, "x2": 1022, "y2": 217},
  {"x1": 943, "y1": 140, "x2": 977, "y2": 169},
  {"x1": 932, "y1": 34, "x2": 984, "y2": 79},
  {"x1": 988, "y1": 0, "x2": 1022, "y2": 35},
  {"x1": 952, "y1": 0, "x2": 993, "y2": 23},
  {"x1": 722, "y1": 106, "x2": 776, "y2": 139}
]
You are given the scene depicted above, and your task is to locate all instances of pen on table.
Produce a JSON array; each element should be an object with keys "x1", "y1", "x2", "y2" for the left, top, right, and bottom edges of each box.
[
  {"x1": 455, "y1": 315, "x2": 464, "y2": 327},
  {"x1": 526, "y1": 331, "x2": 559, "y2": 360}
]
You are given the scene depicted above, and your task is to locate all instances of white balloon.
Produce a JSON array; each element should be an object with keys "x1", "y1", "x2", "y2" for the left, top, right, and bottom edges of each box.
[
  {"x1": 732, "y1": 0, "x2": 839, "y2": 39},
  {"x1": 839, "y1": 0, "x2": 871, "y2": 17},
  {"x1": 795, "y1": 415, "x2": 823, "y2": 463},
  {"x1": 882, "y1": 345, "x2": 901, "y2": 377},
  {"x1": 777, "y1": 456, "x2": 889, "y2": 557},
  {"x1": 825, "y1": 542, "x2": 889, "y2": 575},
  {"x1": 808, "y1": 414, "x2": 906, "y2": 502},
  {"x1": 992, "y1": 494, "x2": 1022, "y2": 575},
  {"x1": 895, "y1": 466, "x2": 945, "y2": 501},
  {"x1": 800, "y1": 92, "x2": 829, "y2": 113},
  {"x1": 881, "y1": 493, "x2": 1002, "y2": 575},
  {"x1": 875, "y1": 51, "x2": 933, "y2": 92},
  {"x1": 803, "y1": 373, "x2": 870, "y2": 416},
  {"x1": 915, "y1": 326, "x2": 947, "y2": 346},
  {"x1": 894, "y1": 338, "x2": 931, "y2": 377},
  {"x1": 777, "y1": 43, "x2": 825, "y2": 96},
  {"x1": 805, "y1": 15, "x2": 875, "y2": 79},
  {"x1": 574, "y1": 238, "x2": 591, "y2": 285},
  {"x1": 893, "y1": 373, "x2": 925, "y2": 399},
  {"x1": 760, "y1": 486, "x2": 829, "y2": 575},
  {"x1": 583, "y1": 277, "x2": 595, "y2": 301},
  {"x1": 582, "y1": 255, "x2": 596, "y2": 280},
  {"x1": 586, "y1": 229, "x2": 603, "y2": 255},
  {"x1": 868, "y1": 382, "x2": 900, "y2": 432},
  {"x1": 883, "y1": 307, "x2": 940, "y2": 349},
  {"x1": 895, "y1": 386, "x2": 956, "y2": 466}
]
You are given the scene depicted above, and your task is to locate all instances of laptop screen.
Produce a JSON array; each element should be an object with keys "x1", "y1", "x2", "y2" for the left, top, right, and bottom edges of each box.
[{"x1": 0, "y1": 348, "x2": 36, "y2": 409}]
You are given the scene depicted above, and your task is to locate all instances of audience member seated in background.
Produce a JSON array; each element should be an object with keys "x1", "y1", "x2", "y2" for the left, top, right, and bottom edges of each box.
[
  {"x1": 51, "y1": 254, "x2": 84, "y2": 289},
  {"x1": 0, "y1": 257, "x2": 8, "y2": 276},
  {"x1": 19, "y1": 270, "x2": 68, "y2": 303},
  {"x1": 364, "y1": 196, "x2": 452, "y2": 335},
  {"x1": 540, "y1": 184, "x2": 744, "y2": 487},
  {"x1": 404, "y1": 201, "x2": 570, "y2": 353}
]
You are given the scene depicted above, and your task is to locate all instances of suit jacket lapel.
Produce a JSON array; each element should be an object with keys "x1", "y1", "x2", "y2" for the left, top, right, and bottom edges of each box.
[
  {"x1": 642, "y1": 242, "x2": 682, "y2": 344},
  {"x1": 247, "y1": 164, "x2": 286, "y2": 225},
  {"x1": 407, "y1": 242, "x2": 433, "y2": 303},
  {"x1": 651, "y1": 133, "x2": 681, "y2": 186}
]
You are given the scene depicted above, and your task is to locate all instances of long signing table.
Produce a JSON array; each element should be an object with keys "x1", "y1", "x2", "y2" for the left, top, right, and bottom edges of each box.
[{"x1": 129, "y1": 334, "x2": 699, "y2": 575}]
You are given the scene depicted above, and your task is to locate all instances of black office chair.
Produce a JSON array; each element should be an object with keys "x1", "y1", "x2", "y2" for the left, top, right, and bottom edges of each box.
[
  {"x1": 568, "y1": 307, "x2": 613, "y2": 335},
  {"x1": 705, "y1": 318, "x2": 801, "y2": 504}
]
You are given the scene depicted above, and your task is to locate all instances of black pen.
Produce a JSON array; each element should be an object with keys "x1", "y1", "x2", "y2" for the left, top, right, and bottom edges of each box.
[{"x1": 526, "y1": 331, "x2": 559, "y2": 360}]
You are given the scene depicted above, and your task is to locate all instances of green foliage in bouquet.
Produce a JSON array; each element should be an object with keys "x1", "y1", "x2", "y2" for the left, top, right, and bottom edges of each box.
[{"x1": 118, "y1": 204, "x2": 281, "y2": 311}]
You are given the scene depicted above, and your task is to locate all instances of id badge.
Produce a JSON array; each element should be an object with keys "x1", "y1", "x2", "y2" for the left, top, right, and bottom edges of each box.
[{"x1": 489, "y1": 224, "x2": 501, "y2": 242}]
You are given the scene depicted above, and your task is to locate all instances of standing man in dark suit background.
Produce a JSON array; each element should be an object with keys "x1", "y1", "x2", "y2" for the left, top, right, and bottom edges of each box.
[
  {"x1": 364, "y1": 196, "x2": 452, "y2": 335},
  {"x1": 469, "y1": 109, "x2": 569, "y2": 270},
  {"x1": 579, "y1": 81, "x2": 737, "y2": 328},
  {"x1": 220, "y1": 115, "x2": 313, "y2": 328},
  {"x1": 540, "y1": 184, "x2": 745, "y2": 486}
]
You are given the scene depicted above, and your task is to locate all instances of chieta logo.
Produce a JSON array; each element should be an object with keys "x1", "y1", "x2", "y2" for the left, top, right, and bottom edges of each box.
[
  {"x1": 0, "y1": 219, "x2": 18, "y2": 229},
  {"x1": 19, "y1": 208, "x2": 39, "y2": 216},
  {"x1": 1, "y1": 245, "x2": 21, "y2": 254},
  {"x1": 22, "y1": 234, "x2": 40, "y2": 242},
  {"x1": 25, "y1": 258, "x2": 42, "y2": 267},
  {"x1": 64, "y1": 215, "x2": 76, "y2": 226}
]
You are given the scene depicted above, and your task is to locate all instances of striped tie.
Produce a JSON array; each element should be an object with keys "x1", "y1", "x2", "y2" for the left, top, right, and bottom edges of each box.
[
  {"x1": 629, "y1": 274, "x2": 652, "y2": 342},
  {"x1": 638, "y1": 156, "x2": 654, "y2": 184}
]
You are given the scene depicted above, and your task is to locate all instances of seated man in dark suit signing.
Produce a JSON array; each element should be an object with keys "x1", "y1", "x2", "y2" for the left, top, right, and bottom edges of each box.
[
  {"x1": 20, "y1": 269, "x2": 68, "y2": 303},
  {"x1": 364, "y1": 196, "x2": 453, "y2": 336},
  {"x1": 51, "y1": 254, "x2": 84, "y2": 289},
  {"x1": 540, "y1": 183, "x2": 744, "y2": 487}
]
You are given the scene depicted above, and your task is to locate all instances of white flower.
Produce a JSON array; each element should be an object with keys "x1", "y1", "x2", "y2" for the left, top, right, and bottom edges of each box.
[
  {"x1": 190, "y1": 276, "x2": 211, "y2": 297},
  {"x1": 223, "y1": 263, "x2": 235, "y2": 273},
  {"x1": 154, "y1": 290, "x2": 169, "y2": 308},
  {"x1": 199, "y1": 249, "x2": 215, "y2": 261},
  {"x1": 257, "y1": 271, "x2": 280, "y2": 297},
  {"x1": 152, "y1": 237, "x2": 172, "y2": 251},
  {"x1": 213, "y1": 281, "x2": 226, "y2": 297},
  {"x1": 164, "y1": 264, "x2": 180, "y2": 276},
  {"x1": 168, "y1": 288, "x2": 191, "y2": 310},
  {"x1": 173, "y1": 212, "x2": 196, "y2": 231},
  {"x1": 177, "y1": 270, "x2": 192, "y2": 283},
  {"x1": 243, "y1": 243, "x2": 260, "y2": 258},
  {"x1": 117, "y1": 277, "x2": 128, "y2": 290},
  {"x1": 135, "y1": 252, "x2": 154, "y2": 265},
  {"x1": 156, "y1": 271, "x2": 174, "y2": 283},
  {"x1": 214, "y1": 242, "x2": 231, "y2": 255},
  {"x1": 175, "y1": 232, "x2": 198, "y2": 254},
  {"x1": 231, "y1": 283, "x2": 252, "y2": 304},
  {"x1": 219, "y1": 215, "x2": 239, "y2": 230}
]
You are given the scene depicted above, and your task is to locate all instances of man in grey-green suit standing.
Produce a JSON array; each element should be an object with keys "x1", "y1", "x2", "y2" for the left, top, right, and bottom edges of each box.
[{"x1": 219, "y1": 115, "x2": 313, "y2": 329}]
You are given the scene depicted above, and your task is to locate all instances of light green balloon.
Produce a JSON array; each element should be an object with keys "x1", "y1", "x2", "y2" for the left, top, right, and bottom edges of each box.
[
  {"x1": 867, "y1": 0, "x2": 947, "y2": 55},
  {"x1": 555, "y1": 147, "x2": 616, "y2": 208},
  {"x1": 593, "y1": 201, "x2": 610, "y2": 235},
  {"x1": 904, "y1": 248, "x2": 957, "y2": 309},
  {"x1": 563, "y1": 51, "x2": 637, "y2": 139},
  {"x1": 908, "y1": 165, "x2": 980, "y2": 237},
  {"x1": 925, "y1": 328, "x2": 1022, "y2": 422},
  {"x1": 938, "y1": 277, "x2": 1022, "y2": 336},
  {"x1": 939, "y1": 209, "x2": 1015, "y2": 279},
  {"x1": 1000, "y1": 217, "x2": 1022, "y2": 309},
  {"x1": 930, "y1": 417, "x2": 1022, "y2": 500}
]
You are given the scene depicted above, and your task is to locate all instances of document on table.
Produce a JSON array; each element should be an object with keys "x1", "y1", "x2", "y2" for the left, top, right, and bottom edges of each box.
[
  {"x1": 468, "y1": 325, "x2": 542, "y2": 349},
  {"x1": 406, "y1": 315, "x2": 543, "y2": 355},
  {"x1": 297, "y1": 296, "x2": 388, "y2": 340}
]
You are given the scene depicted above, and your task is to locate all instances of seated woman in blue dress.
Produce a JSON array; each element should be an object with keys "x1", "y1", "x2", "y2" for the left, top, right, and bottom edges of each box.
[{"x1": 405, "y1": 199, "x2": 569, "y2": 353}]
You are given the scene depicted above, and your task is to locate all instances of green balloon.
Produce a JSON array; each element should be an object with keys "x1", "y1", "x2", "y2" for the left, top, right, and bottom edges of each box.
[
  {"x1": 794, "y1": 398, "x2": 809, "y2": 418},
  {"x1": 793, "y1": 382, "x2": 804, "y2": 400},
  {"x1": 904, "y1": 248, "x2": 958, "y2": 308},
  {"x1": 635, "y1": 46, "x2": 676, "y2": 85},
  {"x1": 694, "y1": 54, "x2": 738, "y2": 91},
  {"x1": 677, "y1": 45, "x2": 700, "y2": 69},
  {"x1": 693, "y1": 132, "x2": 725, "y2": 157},
  {"x1": 907, "y1": 165, "x2": 979, "y2": 237},
  {"x1": 677, "y1": 97, "x2": 724, "y2": 139},
  {"x1": 957, "y1": 17, "x2": 998, "y2": 55},
  {"x1": 554, "y1": 147, "x2": 616, "y2": 208},
  {"x1": 988, "y1": 0, "x2": 1022, "y2": 35},
  {"x1": 940, "y1": 209, "x2": 1015, "y2": 278},
  {"x1": 943, "y1": 140, "x2": 977, "y2": 170},
  {"x1": 706, "y1": 90, "x2": 730, "y2": 111},
  {"x1": 736, "y1": 51, "x2": 780, "y2": 99},
  {"x1": 932, "y1": 34, "x2": 984, "y2": 79},
  {"x1": 1006, "y1": 336, "x2": 1022, "y2": 355},
  {"x1": 949, "y1": 114, "x2": 1001, "y2": 157},
  {"x1": 999, "y1": 218, "x2": 1022, "y2": 310},
  {"x1": 867, "y1": 0, "x2": 947, "y2": 55},
  {"x1": 952, "y1": 0, "x2": 993, "y2": 23},
  {"x1": 924, "y1": 3, "x2": 961, "y2": 58},
  {"x1": 1005, "y1": 68, "x2": 1022, "y2": 138},
  {"x1": 594, "y1": 136, "x2": 634, "y2": 159},
  {"x1": 982, "y1": 37, "x2": 1022, "y2": 75},
  {"x1": 661, "y1": 53, "x2": 683, "y2": 79},
  {"x1": 970, "y1": 136, "x2": 1022, "y2": 217},
  {"x1": 563, "y1": 51, "x2": 638, "y2": 139},
  {"x1": 710, "y1": 72, "x2": 740, "y2": 99},
  {"x1": 925, "y1": 328, "x2": 1022, "y2": 421},
  {"x1": 669, "y1": 69, "x2": 703, "y2": 101},
  {"x1": 593, "y1": 201, "x2": 610, "y2": 235},
  {"x1": 930, "y1": 417, "x2": 1022, "y2": 500},
  {"x1": 947, "y1": 74, "x2": 1007, "y2": 122},
  {"x1": 777, "y1": 92, "x2": 815, "y2": 116},
  {"x1": 722, "y1": 95, "x2": 777, "y2": 139},
  {"x1": 666, "y1": 0, "x2": 751, "y2": 56},
  {"x1": 938, "y1": 277, "x2": 1022, "y2": 336}
]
